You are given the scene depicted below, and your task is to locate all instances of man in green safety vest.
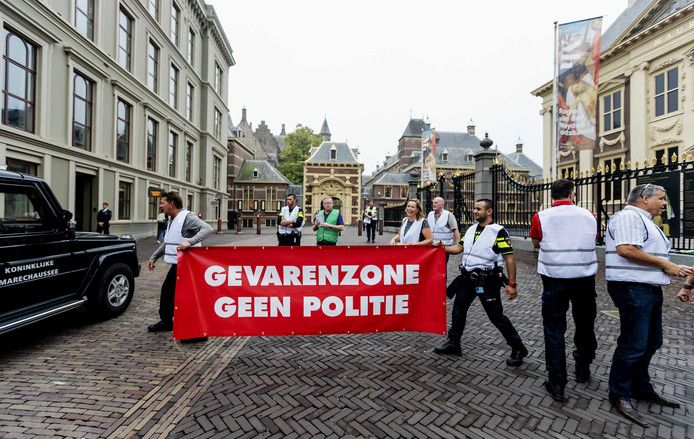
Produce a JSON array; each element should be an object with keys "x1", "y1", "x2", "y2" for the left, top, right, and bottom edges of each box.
[{"x1": 312, "y1": 196, "x2": 345, "y2": 245}]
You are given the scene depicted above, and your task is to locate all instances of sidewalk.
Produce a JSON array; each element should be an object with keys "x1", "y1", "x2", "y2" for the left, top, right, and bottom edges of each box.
[{"x1": 0, "y1": 226, "x2": 690, "y2": 438}]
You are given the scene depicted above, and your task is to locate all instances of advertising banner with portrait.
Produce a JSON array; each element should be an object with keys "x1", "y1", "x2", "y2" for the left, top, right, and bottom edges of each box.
[
  {"x1": 421, "y1": 129, "x2": 437, "y2": 187},
  {"x1": 556, "y1": 17, "x2": 602, "y2": 153},
  {"x1": 638, "y1": 172, "x2": 681, "y2": 237},
  {"x1": 172, "y1": 246, "x2": 447, "y2": 340}
]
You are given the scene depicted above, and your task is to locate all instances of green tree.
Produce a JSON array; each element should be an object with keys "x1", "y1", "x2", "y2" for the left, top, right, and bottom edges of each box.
[{"x1": 278, "y1": 125, "x2": 323, "y2": 184}]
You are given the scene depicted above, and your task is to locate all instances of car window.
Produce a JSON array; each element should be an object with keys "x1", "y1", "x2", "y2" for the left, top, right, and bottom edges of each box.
[{"x1": 0, "y1": 185, "x2": 55, "y2": 234}]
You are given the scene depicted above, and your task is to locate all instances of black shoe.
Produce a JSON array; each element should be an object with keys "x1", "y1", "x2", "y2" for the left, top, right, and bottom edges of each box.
[
  {"x1": 575, "y1": 363, "x2": 591, "y2": 383},
  {"x1": 433, "y1": 339, "x2": 462, "y2": 357},
  {"x1": 634, "y1": 393, "x2": 681, "y2": 409},
  {"x1": 543, "y1": 381, "x2": 566, "y2": 402},
  {"x1": 148, "y1": 321, "x2": 173, "y2": 332},
  {"x1": 609, "y1": 395, "x2": 649, "y2": 428},
  {"x1": 180, "y1": 337, "x2": 209, "y2": 344},
  {"x1": 506, "y1": 344, "x2": 528, "y2": 367}
]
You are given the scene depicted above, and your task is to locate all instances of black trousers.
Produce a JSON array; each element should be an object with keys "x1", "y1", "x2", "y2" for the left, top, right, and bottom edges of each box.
[
  {"x1": 448, "y1": 271, "x2": 522, "y2": 348},
  {"x1": 541, "y1": 275, "x2": 597, "y2": 386},
  {"x1": 278, "y1": 233, "x2": 301, "y2": 246},
  {"x1": 96, "y1": 222, "x2": 110, "y2": 234},
  {"x1": 159, "y1": 264, "x2": 178, "y2": 324},
  {"x1": 366, "y1": 221, "x2": 377, "y2": 241}
]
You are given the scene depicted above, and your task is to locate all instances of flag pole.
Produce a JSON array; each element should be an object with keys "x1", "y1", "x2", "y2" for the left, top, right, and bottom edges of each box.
[{"x1": 552, "y1": 20, "x2": 559, "y2": 180}]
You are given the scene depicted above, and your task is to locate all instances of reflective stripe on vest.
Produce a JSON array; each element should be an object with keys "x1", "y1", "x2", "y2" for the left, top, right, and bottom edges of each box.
[
  {"x1": 316, "y1": 209, "x2": 340, "y2": 243},
  {"x1": 278, "y1": 205, "x2": 301, "y2": 235},
  {"x1": 399, "y1": 218, "x2": 424, "y2": 244},
  {"x1": 461, "y1": 223, "x2": 503, "y2": 271},
  {"x1": 426, "y1": 209, "x2": 454, "y2": 245},
  {"x1": 605, "y1": 208, "x2": 671, "y2": 285},
  {"x1": 164, "y1": 210, "x2": 201, "y2": 264},
  {"x1": 537, "y1": 205, "x2": 597, "y2": 278}
]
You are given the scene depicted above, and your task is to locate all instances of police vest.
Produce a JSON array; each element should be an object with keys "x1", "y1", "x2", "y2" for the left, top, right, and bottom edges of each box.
[
  {"x1": 278, "y1": 205, "x2": 302, "y2": 235},
  {"x1": 461, "y1": 223, "x2": 503, "y2": 271},
  {"x1": 537, "y1": 204, "x2": 597, "y2": 278},
  {"x1": 605, "y1": 207, "x2": 671, "y2": 285},
  {"x1": 316, "y1": 209, "x2": 340, "y2": 243},
  {"x1": 426, "y1": 209, "x2": 455, "y2": 245},
  {"x1": 164, "y1": 210, "x2": 201, "y2": 265},
  {"x1": 364, "y1": 207, "x2": 377, "y2": 223},
  {"x1": 399, "y1": 218, "x2": 424, "y2": 244}
]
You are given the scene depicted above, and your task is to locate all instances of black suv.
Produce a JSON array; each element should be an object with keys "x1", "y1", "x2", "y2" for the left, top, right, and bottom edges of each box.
[{"x1": 0, "y1": 170, "x2": 140, "y2": 334}]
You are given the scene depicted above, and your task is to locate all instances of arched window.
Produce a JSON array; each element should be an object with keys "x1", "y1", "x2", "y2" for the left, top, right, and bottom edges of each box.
[
  {"x1": 2, "y1": 29, "x2": 37, "y2": 132},
  {"x1": 72, "y1": 73, "x2": 93, "y2": 150}
]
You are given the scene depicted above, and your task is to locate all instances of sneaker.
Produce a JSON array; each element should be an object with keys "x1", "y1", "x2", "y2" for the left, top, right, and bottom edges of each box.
[
  {"x1": 506, "y1": 344, "x2": 528, "y2": 367},
  {"x1": 148, "y1": 321, "x2": 173, "y2": 332},
  {"x1": 433, "y1": 339, "x2": 462, "y2": 357}
]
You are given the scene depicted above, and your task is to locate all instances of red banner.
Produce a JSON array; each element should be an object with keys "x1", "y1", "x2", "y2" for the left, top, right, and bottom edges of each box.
[{"x1": 172, "y1": 246, "x2": 447, "y2": 340}]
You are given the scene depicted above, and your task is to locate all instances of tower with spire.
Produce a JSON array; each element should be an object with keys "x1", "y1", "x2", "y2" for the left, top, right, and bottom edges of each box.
[{"x1": 320, "y1": 117, "x2": 331, "y2": 142}]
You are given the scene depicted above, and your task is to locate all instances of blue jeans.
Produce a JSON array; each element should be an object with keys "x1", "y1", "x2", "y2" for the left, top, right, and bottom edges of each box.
[
  {"x1": 541, "y1": 275, "x2": 597, "y2": 386},
  {"x1": 607, "y1": 281, "x2": 663, "y2": 400}
]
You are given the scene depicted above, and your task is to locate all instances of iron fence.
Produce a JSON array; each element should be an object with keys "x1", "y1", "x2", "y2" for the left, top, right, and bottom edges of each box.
[{"x1": 488, "y1": 159, "x2": 693, "y2": 251}]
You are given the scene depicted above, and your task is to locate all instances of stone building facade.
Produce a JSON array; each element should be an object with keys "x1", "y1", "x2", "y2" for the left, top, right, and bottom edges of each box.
[
  {"x1": 532, "y1": 0, "x2": 694, "y2": 178},
  {"x1": 303, "y1": 121, "x2": 363, "y2": 225},
  {"x1": 0, "y1": 0, "x2": 234, "y2": 237}
]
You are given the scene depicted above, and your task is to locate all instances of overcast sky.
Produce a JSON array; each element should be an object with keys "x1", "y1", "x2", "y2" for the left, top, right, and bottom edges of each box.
[{"x1": 207, "y1": 0, "x2": 627, "y2": 174}]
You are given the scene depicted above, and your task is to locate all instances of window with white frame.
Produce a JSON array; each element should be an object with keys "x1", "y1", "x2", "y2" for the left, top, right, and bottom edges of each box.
[
  {"x1": 602, "y1": 89, "x2": 622, "y2": 132},
  {"x1": 148, "y1": 0, "x2": 159, "y2": 20},
  {"x1": 168, "y1": 131, "x2": 177, "y2": 177},
  {"x1": 147, "y1": 40, "x2": 159, "y2": 92},
  {"x1": 603, "y1": 157, "x2": 622, "y2": 201},
  {"x1": 214, "y1": 107, "x2": 222, "y2": 139},
  {"x1": 72, "y1": 72, "x2": 93, "y2": 151},
  {"x1": 146, "y1": 118, "x2": 158, "y2": 171},
  {"x1": 170, "y1": 3, "x2": 180, "y2": 46},
  {"x1": 116, "y1": 99, "x2": 131, "y2": 162},
  {"x1": 118, "y1": 8, "x2": 132, "y2": 71},
  {"x1": 186, "y1": 82, "x2": 193, "y2": 121},
  {"x1": 2, "y1": 28, "x2": 37, "y2": 133},
  {"x1": 213, "y1": 157, "x2": 221, "y2": 190},
  {"x1": 169, "y1": 64, "x2": 178, "y2": 108},
  {"x1": 185, "y1": 141, "x2": 193, "y2": 182},
  {"x1": 654, "y1": 67, "x2": 679, "y2": 117},
  {"x1": 74, "y1": 0, "x2": 94, "y2": 41},
  {"x1": 187, "y1": 28, "x2": 195, "y2": 65},
  {"x1": 214, "y1": 62, "x2": 222, "y2": 94},
  {"x1": 118, "y1": 181, "x2": 132, "y2": 219}
]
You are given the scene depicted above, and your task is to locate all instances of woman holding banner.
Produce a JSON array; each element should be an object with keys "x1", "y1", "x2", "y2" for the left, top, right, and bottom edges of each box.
[{"x1": 390, "y1": 199, "x2": 433, "y2": 245}]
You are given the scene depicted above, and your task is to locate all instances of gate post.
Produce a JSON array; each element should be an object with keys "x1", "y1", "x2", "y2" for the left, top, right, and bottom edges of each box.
[{"x1": 474, "y1": 133, "x2": 497, "y2": 201}]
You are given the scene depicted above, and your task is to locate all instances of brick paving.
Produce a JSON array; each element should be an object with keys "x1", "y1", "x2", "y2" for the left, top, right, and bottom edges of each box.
[{"x1": 0, "y1": 226, "x2": 691, "y2": 438}]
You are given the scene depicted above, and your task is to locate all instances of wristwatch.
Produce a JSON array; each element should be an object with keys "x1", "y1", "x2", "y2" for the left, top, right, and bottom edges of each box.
[{"x1": 508, "y1": 281, "x2": 517, "y2": 288}]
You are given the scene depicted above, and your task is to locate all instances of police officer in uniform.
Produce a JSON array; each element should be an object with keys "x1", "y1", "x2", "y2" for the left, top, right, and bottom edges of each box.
[
  {"x1": 605, "y1": 184, "x2": 692, "y2": 427},
  {"x1": 530, "y1": 179, "x2": 597, "y2": 402},
  {"x1": 277, "y1": 193, "x2": 304, "y2": 246},
  {"x1": 434, "y1": 199, "x2": 528, "y2": 366},
  {"x1": 146, "y1": 192, "x2": 213, "y2": 332},
  {"x1": 364, "y1": 201, "x2": 378, "y2": 243}
]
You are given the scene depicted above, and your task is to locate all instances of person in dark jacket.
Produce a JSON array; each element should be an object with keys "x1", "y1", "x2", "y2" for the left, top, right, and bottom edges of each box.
[{"x1": 96, "y1": 202, "x2": 112, "y2": 234}]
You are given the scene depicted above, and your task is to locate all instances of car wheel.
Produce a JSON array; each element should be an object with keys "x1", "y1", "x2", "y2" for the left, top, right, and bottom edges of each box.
[{"x1": 89, "y1": 263, "x2": 135, "y2": 318}]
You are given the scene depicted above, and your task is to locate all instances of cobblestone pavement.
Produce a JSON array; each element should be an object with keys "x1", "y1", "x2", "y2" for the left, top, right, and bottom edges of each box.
[{"x1": 0, "y1": 227, "x2": 691, "y2": 438}]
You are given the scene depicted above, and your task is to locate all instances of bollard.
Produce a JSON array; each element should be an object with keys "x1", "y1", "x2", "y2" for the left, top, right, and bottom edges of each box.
[
  {"x1": 236, "y1": 216, "x2": 242, "y2": 234},
  {"x1": 256, "y1": 214, "x2": 261, "y2": 235},
  {"x1": 357, "y1": 220, "x2": 363, "y2": 236},
  {"x1": 379, "y1": 219, "x2": 384, "y2": 235},
  {"x1": 216, "y1": 217, "x2": 223, "y2": 234}
]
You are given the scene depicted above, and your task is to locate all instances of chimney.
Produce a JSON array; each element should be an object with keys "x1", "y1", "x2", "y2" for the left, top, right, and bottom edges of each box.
[
  {"x1": 241, "y1": 107, "x2": 247, "y2": 122},
  {"x1": 516, "y1": 137, "x2": 523, "y2": 154},
  {"x1": 280, "y1": 124, "x2": 286, "y2": 136},
  {"x1": 467, "y1": 119, "x2": 475, "y2": 136}
]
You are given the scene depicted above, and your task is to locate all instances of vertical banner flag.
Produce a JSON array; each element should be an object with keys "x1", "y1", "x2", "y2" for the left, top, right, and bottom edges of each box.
[
  {"x1": 421, "y1": 128, "x2": 437, "y2": 186},
  {"x1": 556, "y1": 17, "x2": 602, "y2": 153},
  {"x1": 173, "y1": 246, "x2": 447, "y2": 340}
]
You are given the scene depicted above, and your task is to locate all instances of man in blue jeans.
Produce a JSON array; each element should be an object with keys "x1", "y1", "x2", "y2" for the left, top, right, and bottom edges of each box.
[{"x1": 605, "y1": 183, "x2": 693, "y2": 427}]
